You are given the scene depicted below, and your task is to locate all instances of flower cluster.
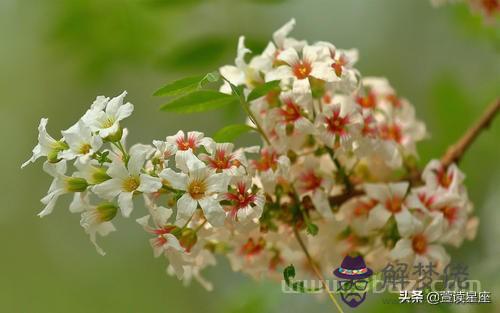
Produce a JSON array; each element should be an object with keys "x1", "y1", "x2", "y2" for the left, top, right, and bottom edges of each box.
[{"x1": 23, "y1": 20, "x2": 478, "y2": 290}]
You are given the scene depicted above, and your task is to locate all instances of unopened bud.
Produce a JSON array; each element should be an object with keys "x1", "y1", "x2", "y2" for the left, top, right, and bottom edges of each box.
[
  {"x1": 179, "y1": 228, "x2": 198, "y2": 252},
  {"x1": 65, "y1": 177, "x2": 89, "y2": 192},
  {"x1": 103, "y1": 126, "x2": 123, "y2": 143},
  {"x1": 96, "y1": 202, "x2": 118, "y2": 222}
]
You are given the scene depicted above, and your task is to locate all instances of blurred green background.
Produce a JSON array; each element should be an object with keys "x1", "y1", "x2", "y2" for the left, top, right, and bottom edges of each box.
[{"x1": 1, "y1": 0, "x2": 499, "y2": 312}]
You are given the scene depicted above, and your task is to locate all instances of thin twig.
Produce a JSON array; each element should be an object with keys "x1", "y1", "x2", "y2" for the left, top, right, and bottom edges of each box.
[
  {"x1": 441, "y1": 98, "x2": 500, "y2": 167},
  {"x1": 292, "y1": 226, "x2": 345, "y2": 313}
]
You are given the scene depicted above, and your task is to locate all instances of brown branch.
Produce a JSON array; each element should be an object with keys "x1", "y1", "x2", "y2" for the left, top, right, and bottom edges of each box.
[
  {"x1": 328, "y1": 189, "x2": 364, "y2": 208},
  {"x1": 441, "y1": 98, "x2": 500, "y2": 168}
]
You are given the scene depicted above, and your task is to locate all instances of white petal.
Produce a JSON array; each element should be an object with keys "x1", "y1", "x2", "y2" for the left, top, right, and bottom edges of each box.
[
  {"x1": 198, "y1": 197, "x2": 225, "y2": 227},
  {"x1": 368, "y1": 204, "x2": 391, "y2": 229},
  {"x1": 277, "y1": 47, "x2": 299, "y2": 66},
  {"x1": 159, "y1": 169, "x2": 187, "y2": 190},
  {"x1": 105, "y1": 91, "x2": 127, "y2": 116},
  {"x1": 138, "y1": 174, "x2": 162, "y2": 193},
  {"x1": 92, "y1": 178, "x2": 122, "y2": 200},
  {"x1": 116, "y1": 102, "x2": 134, "y2": 122},
  {"x1": 118, "y1": 191, "x2": 134, "y2": 217},
  {"x1": 273, "y1": 18, "x2": 295, "y2": 48},
  {"x1": 424, "y1": 214, "x2": 444, "y2": 242},
  {"x1": 390, "y1": 239, "x2": 413, "y2": 260},
  {"x1": 177, "y1": 193, "x2": 198, "y2": 221},
  {"x1": 395, "y1": 208, "x2": 417, "y2": 237}
]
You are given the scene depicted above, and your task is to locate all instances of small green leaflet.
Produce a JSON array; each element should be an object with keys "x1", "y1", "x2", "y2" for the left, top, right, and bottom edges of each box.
[
  {"x1": 153, "y1": 71, "x2": 220, "y2": 97},
  {"x1": 283, "y1": 264, "x2": 323, "y2": 293},
  {"x1": 160, "y1": 90, "x2": 237, "y2": 113},
  {"x1": 246, "y1": 80, "x2": 280, "y2": 102},
  {"x1": 306, "y1": 222, "x2": 319, "y2": 236},
  {"x1": 213, "y1": 124, "x2": 255, "y2": 142}
]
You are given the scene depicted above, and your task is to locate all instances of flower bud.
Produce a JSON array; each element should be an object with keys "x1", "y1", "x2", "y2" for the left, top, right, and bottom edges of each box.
[
  {"x1": 96, "y1": 202, "x2": 118, "y2": 222},
  {"x1": 103, "y1": 126, "x2": 123, "y2": 143},
  {"x1": 179, "y1": 228, "x2": 198, "y2": 252},
  {"x1": 64, "y1": 177, "x2": 89, "y2": 192},
  {"x1": 91, "y1": 167, "x2": 111, "y2": 184}
]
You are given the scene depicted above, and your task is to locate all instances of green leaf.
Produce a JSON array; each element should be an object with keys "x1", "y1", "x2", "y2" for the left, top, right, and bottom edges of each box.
[
  {"x1": 160, "y1": 90, "x2": 237, "y2": 113},
  {"x1": 306, "y1": 222, "x2": 319, "y2": 236},
  {"x1": 213, "y1": 124, "x2": 255, "y2": 142},
  {"x1": 283, "y1": 264, "x2": 323, "y2": 293},
  {"x1": 154, "y1": 75, "x2": 204, "y2": 97},
  {"x1": 247, "y1": 80, "x2": 280, "y2": 102},
  {"x1": 153, "y1": 72, "x2": 220, "y2": 97}
]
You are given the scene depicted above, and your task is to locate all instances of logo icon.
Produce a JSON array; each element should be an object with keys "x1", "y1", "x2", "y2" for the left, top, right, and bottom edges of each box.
[{"x1": 333, "y1": 255, "x2": 373, "y2": 308}]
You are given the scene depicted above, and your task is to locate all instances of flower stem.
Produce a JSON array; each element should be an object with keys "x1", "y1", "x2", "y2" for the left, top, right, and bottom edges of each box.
[
  {"x1": 441, "y1": 98, "x2": 500, "y2": 168},
  {"x1": 292, "y1": 225, "x2": 345, "y2": 313},
  {"x1": 221, "y1": 76, "x2": 271, "y2": 146}
]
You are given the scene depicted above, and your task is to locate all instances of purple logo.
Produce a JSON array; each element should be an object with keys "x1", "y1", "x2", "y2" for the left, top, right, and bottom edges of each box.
[{"x1": 333, "y1": 255, "x2": 373, "y2": 308}]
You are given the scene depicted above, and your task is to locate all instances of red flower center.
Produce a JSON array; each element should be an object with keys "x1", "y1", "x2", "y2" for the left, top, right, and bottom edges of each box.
[
  {"x1": 412, "y1": 234, "x2": 428, "y2": 255},
  {"x1": 252, "y1": 149, "x2": 278, "y2": 172},
  {"x1": 240, "y1": 238, "x2": 265, "y2": 257},
  {"x1": 207, "y1": 149, "x2": 233, "y2": 171},
  {"x1": 325, "y1": 109, "x2": 349, "y2": 136},
  {"x1": 379, "y1": 123, "x2": 402, "y2": 143},
  {"x1": 293, "y1": 60, "x2": 312, "y2": 79},
  {"x1": 385, "y1": 196, "x2": 403, "y2": 213},
  {"x1": 299, "y1": 170, "x2": 323, "y2": 192},
  {"x1": 356, "y1": 92, "x2": 376, "y2": 109},
  {"x1": 353, "y1": 199, "x2": 378, "y2": 217},
  {"x1": 176, "y1": 135, "x2": 197, "y2": 151},
  {"x1": 279, "y1": 99, "x2": 302, "y2": 124}
]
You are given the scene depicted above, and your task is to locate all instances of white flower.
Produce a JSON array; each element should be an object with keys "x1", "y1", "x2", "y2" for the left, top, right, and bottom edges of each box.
[
  {"x1": 199, "y1": 142, "x2": 248, "y2": 177},
  {"x1": 224, "y1": 177, "x2": 265, "y2": 222},
  {"x1": 315, "y1": 100, "x2": 362, "y2": 149},
  {"x1": 59, "y1": 120, "x2": 102, "y2": 163},
  {"x1": 390, "y1": 214, "x2": 450, "y2": 268},
  {"x1": 160, "y1": 153, "x2": 230, "y2": 227},
  {"x1": 92, "y1": 144, "x2": 162, "y2": 217},
  {"x1": 22, "y1": 118, "x2": 67, "y2": 168},
  {"x1": 365, "y1": 182, "x2": 418, "y2": 236},
  {"x1": 293, "y1": 157, "x2": 334, "y2": 219},
  {"x1": 270, "y1": 91, "x2": 314, "y2": 139},
  {"x1": 250, "y1": 147, "x2": 290, "y2": 193},
  {"x1": 152, "y1": 139, "x2": 177, "y2": 168},
  {"x1": 82, "y1": 91, "x2": 133, "y2": 138},
  {"x1": 266, "y1": 44, "x2": 335, "y2": 95},
  {"x1": 76, "y1": 195, "x2": 117, "y2": 256},
  {"x1": 39, "y1": 161, "x2": 89, "y2": 217},
  {"x1": 406, "y1": 186, "x2": 469, "y2": 246},
  {"x1": 219, "y1": 36, "x2": 263, "y2": 93},
  {"x1": 136, "y1": 197, "x2": 183, "y2": 258},
  {"x1": 422, "y1": 160, "x2": 465, "y2": 194},
  {"x1": 166, "y1": 130, "x2": 214, "y2": 154}
]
